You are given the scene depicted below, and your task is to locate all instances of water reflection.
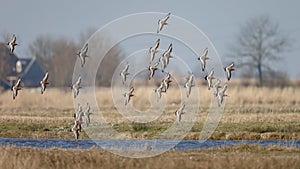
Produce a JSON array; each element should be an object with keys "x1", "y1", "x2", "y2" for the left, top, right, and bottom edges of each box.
[{"x1": 0, "y1": 138, "x2": 299, "y2": 150}]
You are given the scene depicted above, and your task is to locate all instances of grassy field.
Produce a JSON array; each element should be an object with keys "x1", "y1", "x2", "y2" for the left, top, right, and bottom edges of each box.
[
  {"x1": 0, "y1": 144, "x2": 299, "y2": 169},
  {"x1": 0, "y1": 84, "x2": 299, "y2": 168},
  {"x1": 0, "y1": 84, "x2": 299, "y2": 140}
]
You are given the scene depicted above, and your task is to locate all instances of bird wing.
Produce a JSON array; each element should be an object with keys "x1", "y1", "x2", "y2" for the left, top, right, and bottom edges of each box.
[
  {"x1": 149, "y1": 68, "x2": 154, "y2": 79},
  {"x1": 15, "y1": 79, "x2": 21, "y2": 88},
  {"x1": 180, "y1": 103, "x2": 186, "y2": 112},
  {"x1": 129, "y1": 87, "x2": 134, "y2": 94},
  {"x1": 168, "y1": 43, "x2": 173, "y2": 53},
  {"x1": 208, "y1": 79, "x2": 212, "y2": 88},
  {"x1": 13, "y1": 88, "x2": 18, "y2": 97},
  {"x1": 227, "y1": 70, "x2": 231, "y2": 80},
  {"x1": 203, "y1": 48, "x2": 208, "y2": 57},
  {"x1": 212, "y1": 85, "x2": 218, "y2": 96},
  {"x1": 163, "y1": 80, "x2": 168, "y2": 91},
  {"x1": 121, "y1": 73, "x2": 126, "y2": 84},
  {"x1": 80, "y1": 56, "x2": 85, "y2": 66},
  {"x1": 186, "y1": 84, "x2": 191, "y2": 97},
  {"x1": 228, "y1": 62, "x2": 234, "y2": 69},
  {"x1": 156, "y1": 89, "x2": 161, "y2": 99},
  {"x1": 76, "y1": 77, "x2": 81, "y2": 85},
  {"x1": 215, "y1": 79, "x2": 221, "y2": 86},
  {"x1": 42, "y1": 72, "x2": 49, "y2": 82},
  {"x1": 218, "y1": 94, "x2": 223, "y2": 106},
  {"x1": 150, "y1": 51, "x2": 155, "y2": 63},
  {"x1": 188, "y1": 74, "x2": 194, "y2": 84},
  {"x1": 166, "y1": 73, "x2": 171, "y2": 80},
  {"x1": 178, "y1": 114, "x2": 181, "y2": 122},
  {"x1": 154, "y1": 39, "x2": 160, "y2": 49},
  {"x1": 74, "y1": 88, "x2": 79, "y2": 98},
  {"x1": 125, "y1": 94, "x2": 130, "y2": 105},
  {"x1": 82, "y1": 43, "x2": 88, "y2": 55},
  {"x1": 12, "y1": 34, "x2": 17, "y2": 44},
  {"x1": 200, "y1": 55, "x2": 206, "y2": 69},
  {"x1": 157, "y1": 22, "x2": 163, "y2": 33},
  {"x1": 153, "y1": 61, "x2": 160, "y2": 68},
  {"x1": 208, "y1": 69, "x2": 214, "y2": 77},
  {"x1": 121, "y1": 64, "x2": 129, "y2": 76},
  {"x1": 162, "y1": 13, "x2": 171, "y2": 22},
  {"x1": 220, "y1": 84, "x2": 228, "y2": 94},
  {"x1": 124, "y1": 64, "x2": 129, "y2": 72},
  {"x1": 159, "y1": 82, "x2": 165, "y2": 90},
  {"x1": 160, "y1": 57, "x2": 166, "y2": 69}
]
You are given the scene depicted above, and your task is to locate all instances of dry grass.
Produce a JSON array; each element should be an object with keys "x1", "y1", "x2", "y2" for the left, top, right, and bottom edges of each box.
[
  {"x1": 0, "y1": 85, "x2": 299, "y2": 140},
  {"x1": 0, "y1": 108, "x2": 299, "y2": 140},
  {"x1": 0, "y1": 145, "x2": 299, "y2": 169},
  {"x1": 0, "y1": 88, "x2": 73, "y2": 109},
  {"x1": 0, "y1": 83, "x2": 299, "y2": 109},
  {"x1": 0, "y1": 85, "x2": 299, "y2": 168},
  {"x1": 101, "y1": 84, "x2": 300, "y2": 109}
]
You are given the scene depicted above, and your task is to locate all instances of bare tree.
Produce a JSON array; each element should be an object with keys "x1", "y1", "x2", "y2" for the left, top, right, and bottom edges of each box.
[
  {"x1": 96, "y1": 44, "x2": 123, "y2": 86},
  {"x1": 29, "y1": 28, "x2": 122, "y2": 87},
  {"x1": 29, "y1": 35, "x2": 54, "y2": 71},
  {"x1": 0, "y1": 43, "x2": 16, "y2": 79},
  {"x1": 29, "y1": 35, "x2": 78, "y2": 87},
  {"x1": 1, "y1": 31, "x2": 10, "y2": 43},
  {"x1": 230, "y1": 15, "x2": 289, "y2": 86},
  {"x1": 77, "y1": 27, "x2": 123, "y2": 86},
  {"x1": 78, "y1": 27, "x2": 97, "y2": 45},
  {"x1": 52, "y1": 38, "x2": 78, "y2": 86},
  {"x1": 0, "y1": 32, "x2": 18, "y2": 81}
]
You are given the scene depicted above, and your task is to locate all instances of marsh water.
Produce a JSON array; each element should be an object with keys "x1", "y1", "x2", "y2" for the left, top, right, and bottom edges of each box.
[{"x1": 0, "y1": 138, "x2": 299, "y2": 150}]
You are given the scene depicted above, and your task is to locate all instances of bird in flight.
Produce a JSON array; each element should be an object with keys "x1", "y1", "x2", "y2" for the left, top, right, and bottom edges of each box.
[
  {"x1": 7, "y1": 34, "x2": 18, "y2": 53},
  {"x1": 157, "y1": 13, "x2": 171, "y2": 33},
  {"x1": 40, "y1": 72, "x2": 49, "y2": 94},
  {"x1": 120, "y1": 63, "x2": 130, "y2": 85},
  {"x1": 74, "y1": 103, "x2": 83, "y2": 120},
  {"x1": 175, "y1": 103, "x2": 185, "y2": 123},
  {"x1": 184, "y1": 72, "x2": 194, "y2": 98},
  {"x1": 162, "y1": 43, "x2": 173, "y2": 66},
  {"x1": 159, "y1": 56, "x2": 167, "y2": 72},
  {"x1": 74, "y1": 103, "x2": 84, "y2": 125},
  {"x1": 204, "y1": 69, "x2": 215, "y2": 90},
  {"x1": 72, "y1": 120, "x2": 81, "y2": 142},
  {"x1": 162, "y1": 73, "x2": 172, "y2": 92},
  {"x1": 72, "y1": 76, "x2": 82, "y2": 98},
  {"x1": 212, "y1": 79, "x2": 222, "y2": 97},
  {"x1": 224, "y1": 62, "x2": 235, "y2": 81},
  {"x1": 77, "y1": 43, "x2": 89, "y2": 67},
  {"x1": 149, "y1": 39, "x2": 160, "y2": 63},
  {"x1": 11, "y1": 78, "x2": 22, "y2": 100},
  {"x1": 217, "y1": 83, "x2": 228, "y2": 107},
  {"x1": 124, "y1": 86, "x2": 134, "y2": 106},
  {"x1": 148, "y1": 62, "x2": 159, "y2": 80},
  {"x1": 154, "y1": 82, "x2": 165, "y2": 102},
  {"x1": 84, "y1": 103, "x2": 92, "y2": 126},
  {"x1": 184, "y1": 71, "x2": 193, "y2": 84},
  {"x1": 198, "y1": 47, "x2": 209, "y2": 71}
]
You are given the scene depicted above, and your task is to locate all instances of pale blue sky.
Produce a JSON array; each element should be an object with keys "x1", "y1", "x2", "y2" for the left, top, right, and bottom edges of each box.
[{"x1": 1, "y1": 0, "x2": 299, "y2": 77}]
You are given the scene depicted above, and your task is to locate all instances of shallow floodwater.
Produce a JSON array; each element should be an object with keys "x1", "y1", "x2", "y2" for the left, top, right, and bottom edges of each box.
[{"x1": 0, "y1": 138, "x2": 299, "y2": 150}]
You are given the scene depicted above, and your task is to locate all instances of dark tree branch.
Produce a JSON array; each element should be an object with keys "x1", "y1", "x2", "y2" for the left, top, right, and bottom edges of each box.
[{"x1": 229, "y1": 15, "x2": 290, "y2": 86}]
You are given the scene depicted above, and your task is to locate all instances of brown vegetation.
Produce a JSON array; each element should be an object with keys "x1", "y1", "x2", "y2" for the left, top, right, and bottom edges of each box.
[
  {"x1": 29, "y1": 28, "x2": 123, "y2": 87},
  {"x1": 0, "y1": 84, "x2": 299, "y2": 140},
  {"x1": 0, "y1": 145, "x2": 299, "y2": 169},
  {"x1": 0, "y1": 85, "x2": 299, "y2": 168},
  {"x1": 0, "y1": 82, "x2": 299, "y2": 108}
]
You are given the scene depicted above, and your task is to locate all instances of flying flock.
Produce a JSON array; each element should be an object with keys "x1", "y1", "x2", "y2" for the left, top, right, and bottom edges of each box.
[
  {"x1": 5, "y1": 12, "x2": 235, "y2": 141},
  {"x1": 119, "y1": 12, "x2": 235, "y2": 123}
]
